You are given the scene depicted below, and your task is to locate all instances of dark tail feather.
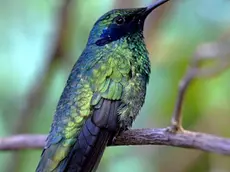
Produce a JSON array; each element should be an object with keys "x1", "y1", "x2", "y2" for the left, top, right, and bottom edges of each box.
[
  {"x1": 63, "y1": 100, "x2": 120, "y2": 172},
  {"x1": 64, "y1": 118, "x2": 112, "y2": 172}
]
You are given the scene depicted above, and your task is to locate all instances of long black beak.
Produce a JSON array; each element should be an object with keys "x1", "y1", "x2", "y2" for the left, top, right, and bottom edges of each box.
[{"x1": 141, "y1": 0, "x2": 169, "y2": 19}]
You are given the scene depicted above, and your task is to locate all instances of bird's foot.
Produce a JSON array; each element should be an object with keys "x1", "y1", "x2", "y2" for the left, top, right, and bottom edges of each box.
[
  {"x1": 110, "y1": 128, "x2": 127, "y2": 145},
  {"x1": 108, "y1": 135, "x2": 118, "y2": 146},
  {"x1": 111, "y1": 136, "x2": 118, "y2": 145}
]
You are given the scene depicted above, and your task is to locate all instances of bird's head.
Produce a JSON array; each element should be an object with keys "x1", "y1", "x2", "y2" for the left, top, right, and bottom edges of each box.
[{"x1": 87, "y1": 0, "x2": 169, "y2": 47}]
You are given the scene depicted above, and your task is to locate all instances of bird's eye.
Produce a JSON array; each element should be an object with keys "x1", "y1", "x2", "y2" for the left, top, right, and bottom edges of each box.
[{"x1": 114, "y1": 16, "x2": 125, "y2": 25}]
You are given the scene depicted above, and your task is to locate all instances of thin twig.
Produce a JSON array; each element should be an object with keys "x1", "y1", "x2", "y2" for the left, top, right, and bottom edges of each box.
[
  {"x1": 170, "y1": 39, "x2": 230, "y2": 131},
  {"x1": 1, "y1": 129, "x2": 230, "y2": 156},
  {"x1": 171, "y1": 67, "x2": 197, "y2": 128}
]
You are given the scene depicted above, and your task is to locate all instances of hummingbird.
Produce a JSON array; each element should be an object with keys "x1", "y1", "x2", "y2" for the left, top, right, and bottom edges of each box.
[{"x1": 36, "y1": 0, "x2": 169, "y2": 171}]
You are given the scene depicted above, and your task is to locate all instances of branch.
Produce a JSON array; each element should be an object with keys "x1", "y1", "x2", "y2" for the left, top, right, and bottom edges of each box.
[
  {"x1": 169, "y1": 38, "x2": 230, "y2": 132},
  {"x1": 1, "y1": 129, "x2": 230, "y2": 155}
]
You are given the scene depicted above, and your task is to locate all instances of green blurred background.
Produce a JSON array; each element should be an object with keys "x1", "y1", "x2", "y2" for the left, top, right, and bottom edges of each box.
[{"x1": 1, "y1": 0, "x2": 230, "y2": 171}]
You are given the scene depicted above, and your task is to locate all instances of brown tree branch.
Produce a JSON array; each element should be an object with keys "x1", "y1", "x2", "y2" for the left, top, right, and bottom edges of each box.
[{"x1": 1, "y1": 129, "x2": 230, "y2": 155}]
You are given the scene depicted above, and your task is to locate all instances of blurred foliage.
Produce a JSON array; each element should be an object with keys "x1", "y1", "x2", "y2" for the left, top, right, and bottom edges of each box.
[{"x1": 1, "y1": 0, "x2": 230, "y2": 172}]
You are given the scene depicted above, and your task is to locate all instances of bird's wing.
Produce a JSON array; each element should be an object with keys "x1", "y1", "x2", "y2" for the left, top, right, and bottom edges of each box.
[
  {"x1": 36, "y1": 76, "x2": 94, "y2": 172},
  {"x1": 64, "y1": 99, "x2": 121, "y2": 172},
  {"x1": 36, "y1": 54, "x2": 130, "y2": 172}
]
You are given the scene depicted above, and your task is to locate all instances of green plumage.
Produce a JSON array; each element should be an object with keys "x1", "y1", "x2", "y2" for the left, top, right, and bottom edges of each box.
[{"x1": 36, "y1": 1, "x2": 168, "y2": 172}]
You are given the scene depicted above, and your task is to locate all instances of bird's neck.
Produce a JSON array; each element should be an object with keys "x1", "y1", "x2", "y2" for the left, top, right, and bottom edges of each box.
[{"x1": 126, "y1": 33, "x2": 151, "y2": 82}]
